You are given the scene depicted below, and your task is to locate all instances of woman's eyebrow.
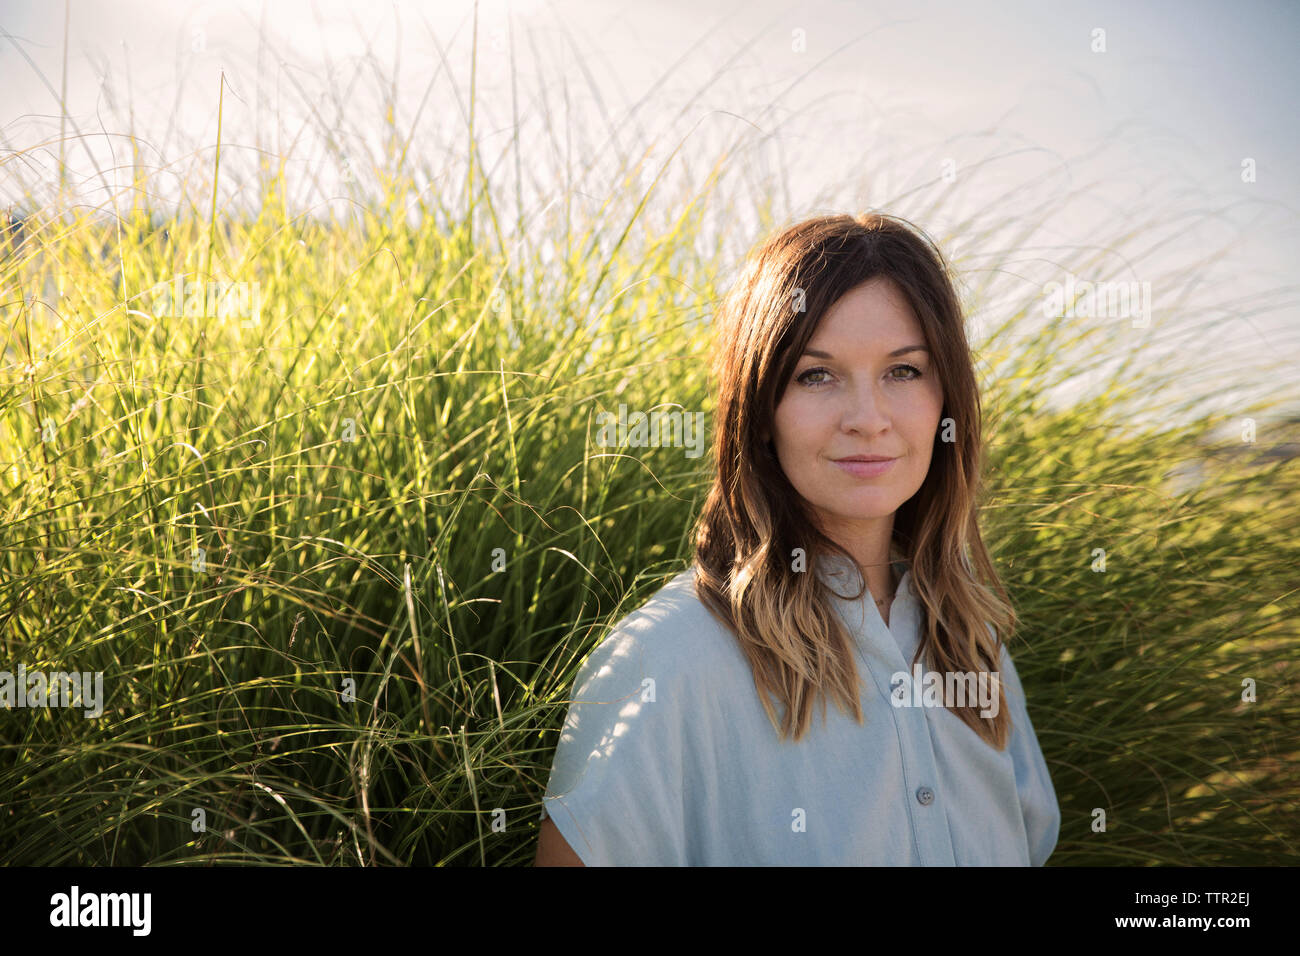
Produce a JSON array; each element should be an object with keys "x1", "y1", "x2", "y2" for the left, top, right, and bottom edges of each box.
[{"x1": 801, "y1": 345, "x2": 930, "y2": 358}]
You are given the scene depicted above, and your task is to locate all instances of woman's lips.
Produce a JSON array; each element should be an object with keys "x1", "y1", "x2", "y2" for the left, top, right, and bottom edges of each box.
[{"x1": 833, "y1": 457, "x2": 897, "y2": 477}]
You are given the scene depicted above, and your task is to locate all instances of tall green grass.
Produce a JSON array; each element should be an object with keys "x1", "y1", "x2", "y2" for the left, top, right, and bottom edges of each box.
[{"x1": 1, "y1": 15, "x2": 1296, "y2": 865}]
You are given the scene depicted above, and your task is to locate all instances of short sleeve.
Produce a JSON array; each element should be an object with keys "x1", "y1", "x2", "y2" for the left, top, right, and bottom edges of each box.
[
  {"x1": 995, "y1": 630, "x2": 1062, "y2": 866},
  {"x1": 541, "y1": 622, "x2": 689, "y2": 866}
]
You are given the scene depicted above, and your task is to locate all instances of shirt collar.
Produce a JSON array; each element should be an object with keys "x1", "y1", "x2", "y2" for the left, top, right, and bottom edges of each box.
[
  {"x1": 814, "y1": 550, "x2": 911, "y2": 601},
  {"x1": 815, "y1": 551, "x2": 918, "y2": 669}
]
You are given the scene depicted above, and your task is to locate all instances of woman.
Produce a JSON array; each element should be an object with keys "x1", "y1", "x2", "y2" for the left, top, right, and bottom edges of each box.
[{"x1": 534, "y1": 212, "x2": 1060, "y2": 866}]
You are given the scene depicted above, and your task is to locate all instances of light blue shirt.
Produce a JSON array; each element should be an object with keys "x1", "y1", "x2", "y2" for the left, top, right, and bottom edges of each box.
[{"x1": 541, "y1": 553, "x2": 1061, "y2": 865}]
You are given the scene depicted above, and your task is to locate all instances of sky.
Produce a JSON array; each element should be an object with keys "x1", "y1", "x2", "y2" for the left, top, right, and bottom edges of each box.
[{"x1": 1, "y1": 0, "x2": 1297, "y2": 427}]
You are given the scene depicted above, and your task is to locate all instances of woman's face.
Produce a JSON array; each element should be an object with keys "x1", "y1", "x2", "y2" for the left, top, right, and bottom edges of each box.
[{"x1": 768, "y1": 277, "x2": 945, "y2": 545}]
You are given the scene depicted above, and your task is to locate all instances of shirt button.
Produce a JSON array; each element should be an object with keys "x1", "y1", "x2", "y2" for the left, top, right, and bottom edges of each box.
[{"x1": 916, "y1": 786, "x2": 935, "y2": 806}]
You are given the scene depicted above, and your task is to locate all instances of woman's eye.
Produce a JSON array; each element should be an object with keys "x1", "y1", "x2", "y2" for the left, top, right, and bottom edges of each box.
[{"x1": 796, "y1": 365, "x2": 922, "y2": 387}]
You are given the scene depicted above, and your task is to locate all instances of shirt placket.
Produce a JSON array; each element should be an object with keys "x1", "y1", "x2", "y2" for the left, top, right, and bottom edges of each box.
[{"x1": 841, "y1": 578, "x2": 958, "y2": 866}]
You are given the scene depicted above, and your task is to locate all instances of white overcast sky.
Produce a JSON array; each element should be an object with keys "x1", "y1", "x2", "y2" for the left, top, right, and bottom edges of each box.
[{"x1": 2, "y1": 0, "x2": 1297, "y2": 423}]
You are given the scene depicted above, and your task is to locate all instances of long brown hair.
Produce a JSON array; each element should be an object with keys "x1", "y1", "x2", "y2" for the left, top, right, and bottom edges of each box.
[{"x1": 692, "y1": 212, "x2": 1017, "y2": 747}]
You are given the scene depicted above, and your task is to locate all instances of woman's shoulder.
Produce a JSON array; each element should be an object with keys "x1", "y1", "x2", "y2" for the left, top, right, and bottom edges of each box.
[
  {"x1": 572, "y1": 564, "x2": 743, "y2": 692},
  {"x1": 545, "y1": 565, "x2": 729, "y2": 863}
]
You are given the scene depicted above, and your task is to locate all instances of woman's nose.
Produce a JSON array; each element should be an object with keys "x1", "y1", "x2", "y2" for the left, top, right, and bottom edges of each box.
[{"x1": 840, "y1": 382, "x2": 890, "y2": 432}]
